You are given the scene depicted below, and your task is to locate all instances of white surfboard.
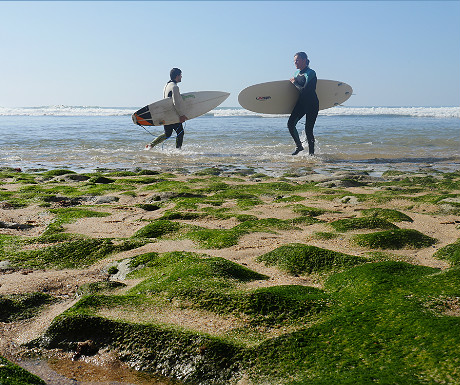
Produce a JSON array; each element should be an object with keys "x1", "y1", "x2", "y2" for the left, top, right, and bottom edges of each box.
[
  {"x1": 238, "y1": 80, "x2": 353, "y2": 114},
  {"x1": 132, "y1": 91, "x2": 230, "y2": 126}
]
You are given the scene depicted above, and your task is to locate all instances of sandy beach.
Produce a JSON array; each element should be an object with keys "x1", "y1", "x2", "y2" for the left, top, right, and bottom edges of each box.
[{"x1": 1, "y1": 166, "x2": 459, "y2": 384}]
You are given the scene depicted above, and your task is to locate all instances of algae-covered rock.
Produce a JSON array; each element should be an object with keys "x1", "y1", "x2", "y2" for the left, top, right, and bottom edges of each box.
[
  {"x1": 0, "y1": 356, "x2": 46, "y2": 385},
  {"x1": 353, "y1": 229, "x2": 437, "y2": 249},
  {"x1": 0, "y1": 293, "x2": 54, "y2": 322},
  {"x1": 132, "y1": 220, "x2": 181, "y2": 239},
  {"x1": 257, "y1": 243, "x2": 366, "y2": 275},
  {"x1": 11, "y1": 238, "x2": 142, "y2": 269},
  {"x1": 360, "y1": 208, "x2": 413, "y2": 222},
  {"x1": 36, "y1": 315, "x2": 244, "y2": 385},
  {"x1": 433, "y1": 238, "x2": 460, "y2": 266},
  {"x1": 329, "y1": 217, "x2": 399, "y2": 232}
]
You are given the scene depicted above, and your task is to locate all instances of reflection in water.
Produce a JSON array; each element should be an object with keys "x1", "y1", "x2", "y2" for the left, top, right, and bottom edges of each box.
[{"x1": 17, "y1": 356, "x2": 176, "y2": 385}]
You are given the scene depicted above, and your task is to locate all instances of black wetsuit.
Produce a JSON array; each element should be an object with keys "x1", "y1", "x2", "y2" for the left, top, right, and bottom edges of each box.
[
  {"x1": 287, "y1": 67, "x2": 319, "y2": 154},
  {"x1": 164, "y1": 80, "x2": 184, "y2": 149}
]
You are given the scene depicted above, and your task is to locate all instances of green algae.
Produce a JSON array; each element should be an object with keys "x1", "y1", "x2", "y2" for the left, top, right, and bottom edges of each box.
[
  {"x1": 132, "y1": 220, "x2": 181, "y2": 239},
  {"x1": 35, "y1": 258, "x2": 460, "y2": 385},
  {"x1": 353, "y1": 229, "x2": 437, "y2": 249},
  {"x1": 4, "y1": 169, "x2": 460, "y2": 385},
  {"x1": 257, "y1": 243, "x2": 366, "y2": 275},
  {"x1": 291, "y1": 204, "x2": 327, "y2": 217},
  {"x1": 433, "y1": 238, "x2": 460, "y2": 266},
  {"x1": 9, "y1": 238, "x2": 143, "y2": 269},
  {"x1": 0, "y1": 293, "x2": 54, "y2": 322},
  {"x1": 0, "y1": 356, "x2": 46, "y2": 385},
  {"x1": 183, "y1": 218, "x2": 300, "y2": 249},
  {"x1": 360, "y1": 208, "x2": 414, "y2": 222},
  {"x1": 34, "y1": 314, "x2": 244, "y2": 385},
  {"x1": 135, "y1": 203, "x2": 161, "y2": 211},
  {"x1": 184, "y1": 285, "x2": 329, "y2": 326},
  {"x1": 125, "y1": 252, "x2": 267, "y2": 296},
  {"x1": 250, "y1": 262, "x2": 460, "y2": 385},
  {"x1": 128, "y1": 252, "x2": 159, "y2": 269},
  {"x1": 329, "y1": 217, "x2": 399, "y2": 232},
  {"x1": 312, "y1": 231, "x2": 339, "y2": 240},
  {"x1": 0, "y1": 234, "x2": 24, "y2": 261},
  {"x1": 77, "y1": 281, "x2": 127, "y2": 296}
]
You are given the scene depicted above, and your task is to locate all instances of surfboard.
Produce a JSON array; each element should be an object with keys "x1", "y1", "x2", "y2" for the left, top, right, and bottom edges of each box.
[
  {"x1": 132, "y1": 91, "x2": 230, "y2": 126},
  {"x1": 238, "y1": 80, "x2": 353, "y2": 114}
]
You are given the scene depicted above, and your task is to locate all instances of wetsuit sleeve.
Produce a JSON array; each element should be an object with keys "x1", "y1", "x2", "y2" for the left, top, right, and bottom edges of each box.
[
  {"x1": 171, "y1": 85, "x2": 186, "y2": 117},
  {"x1": 293, "y1": 68, "x2": 316, "y2": 91}
]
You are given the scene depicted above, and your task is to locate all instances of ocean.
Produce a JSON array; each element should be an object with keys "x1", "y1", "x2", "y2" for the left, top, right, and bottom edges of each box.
[{"x1": 1, "y1": 106, "x2": 459, "y2": 176}]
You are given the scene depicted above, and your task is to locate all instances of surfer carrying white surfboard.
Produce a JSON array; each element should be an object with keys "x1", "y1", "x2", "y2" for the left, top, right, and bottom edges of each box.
[
  {"x1": 148, "y1": 68, "x2": 188, "y2": 149},
  {"x1": 288, "y1": 52, "x2": 319, "y2": 156}
]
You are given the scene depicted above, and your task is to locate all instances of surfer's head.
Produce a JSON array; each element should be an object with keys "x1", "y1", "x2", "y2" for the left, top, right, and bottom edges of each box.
[
  {"x1": 170, "y1": 68, "x2": 182, "y2": 83},
  {"x1": 294, "y1": 52, "x2": 309, "y2": 69}
]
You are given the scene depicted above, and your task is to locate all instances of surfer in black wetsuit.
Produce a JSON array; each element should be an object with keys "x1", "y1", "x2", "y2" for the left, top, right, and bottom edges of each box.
[
  {"x1": 148, "y1": 68, "x2": 188, "y2": 149},
  {"x1": 288, "y1": 52, "x2": 319, "y2": 156}
]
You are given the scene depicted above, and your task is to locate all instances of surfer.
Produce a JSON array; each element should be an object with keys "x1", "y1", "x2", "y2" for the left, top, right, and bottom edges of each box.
[
  {"x1": 148, "y1": 68, "x2": 188, "y2": 149},
  {"x1": 288, "y1": 52, "x2": 319, "y2": 155}
]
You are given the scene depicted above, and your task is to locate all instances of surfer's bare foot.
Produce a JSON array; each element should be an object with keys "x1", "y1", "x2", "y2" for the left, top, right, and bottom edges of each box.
[{"x1": 292, "y1": 147, "x2": 304, "y2": 156}]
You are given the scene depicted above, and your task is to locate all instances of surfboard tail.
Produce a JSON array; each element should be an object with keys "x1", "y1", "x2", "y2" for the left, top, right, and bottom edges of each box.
[{"x1": 132, "y1": 113, "x2": 154, "y2": 126}]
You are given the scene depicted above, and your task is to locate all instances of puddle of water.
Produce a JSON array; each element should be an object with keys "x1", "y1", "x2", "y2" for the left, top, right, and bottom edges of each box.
[{"x1": 16, "y1": 357, "x2": 175, "y2": 385}]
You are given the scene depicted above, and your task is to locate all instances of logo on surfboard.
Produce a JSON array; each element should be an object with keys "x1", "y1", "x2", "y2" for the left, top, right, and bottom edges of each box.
[{"x1": 256, "y1": 96, "x2": 272, "y2": 101}]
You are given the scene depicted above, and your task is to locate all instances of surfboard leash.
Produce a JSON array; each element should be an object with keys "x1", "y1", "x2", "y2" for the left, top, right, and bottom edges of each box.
[{"x1": 138, "y1": 124, "x2": 156, "y2": 138}]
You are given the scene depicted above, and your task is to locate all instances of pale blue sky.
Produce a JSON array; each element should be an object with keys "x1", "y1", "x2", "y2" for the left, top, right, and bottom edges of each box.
[{"x1": 1, "y1": 1, "x2": 459, "y2": 107}]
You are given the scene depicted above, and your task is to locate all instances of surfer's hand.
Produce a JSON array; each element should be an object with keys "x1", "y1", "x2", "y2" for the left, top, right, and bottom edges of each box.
[
  {"x1": 179, "y1": 115, "x2": 188, "y2": 123},
  {"x1": 290, "y1": 78, "x2": 295, "y2": 83}
]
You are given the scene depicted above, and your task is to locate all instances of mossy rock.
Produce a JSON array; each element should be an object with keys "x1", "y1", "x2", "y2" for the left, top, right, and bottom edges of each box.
[
  {"x1": 235, "y1": 218, "x2": 299, "y2": 231},
  {"x1": 132, "y1": 220, "x2": 181, "y2": 238},
  {"x1": 360, "y1": 208, "x2": 413, "y2": 222},
  {"x1": 194, "y1": 167, "x2": 222, "y2": 176},
  {"x1": 353, "y1": 229, "x2": 437, "y2": 249},
  {"x1": 160, "y1": 211, "x2": 203, "y2": 220},
  {"x1": 77, "y1": 281, "x2": 127, "y2": 296},
  {"x1": 88, "y1": 176, "x2": 115, "y2": 184},
  {"x1": 129, "y1": 252, "x2": 160, "y2": 269},
  {"x1": 10, "y1": 239, "x2": 141, "y2": 269},
  {"x1": 186, "y1": 285, "x2": 329, "y2": 325},
  {"x1": 257, "y1": 243, "x2": 366, "y2": 275},
  {"x1": 34, "y1": 315, "x2": 244, "y2": 385},
  {"x1": 433, "y1": 238, "x2": 460, "y2": 266},
  {"x1": 135, "y1": 203, "x2": 161, "y2": 211},
  {"x1": 0, "y1": 293, "x2": 54, "y2": 322},
  {"x1": 186, "y1": 228, "x2": 246, "y2": 249},
  {"x1": 292, "y1": 205, "x2": 327, "y2": 217},
  {"x1": 329, "y1": 217, "x2": 399, "y2": 232},
  {"x1": 0, "y1": 356, "x2": 46, "y2": 385}
]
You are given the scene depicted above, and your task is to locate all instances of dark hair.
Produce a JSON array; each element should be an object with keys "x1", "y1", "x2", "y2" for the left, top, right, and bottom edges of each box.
[
  {"x1": 170, "y1": 68, "x2": 182, "y2": 81},
  {"x1": 294, "y1": 52, "x2": 310, "y2": 66}
]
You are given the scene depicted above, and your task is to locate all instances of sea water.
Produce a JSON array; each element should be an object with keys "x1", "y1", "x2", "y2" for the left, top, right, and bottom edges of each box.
[{"x1": 0, "y1": 106, "x2": 459, "y2": 176}]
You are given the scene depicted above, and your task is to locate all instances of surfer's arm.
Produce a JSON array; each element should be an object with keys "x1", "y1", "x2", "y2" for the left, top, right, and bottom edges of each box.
[
  {"x1": 292, "y1": 69, "x2": 316, "y2": 92},
  {"x1": 171, "y1": 85, "x2": 187, "y2": 118}
]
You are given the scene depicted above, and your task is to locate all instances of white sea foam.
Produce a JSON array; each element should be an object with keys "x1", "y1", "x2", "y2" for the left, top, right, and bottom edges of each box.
[
  {"x1": 211, "y1": 106, "x2": 460, "y2": 119},
  {"x1": 1, "y1": 105, "x2": 459, "y2": 118},
  {"x1": 0, "y1": 105, "x2": 135, "y2": 117}
]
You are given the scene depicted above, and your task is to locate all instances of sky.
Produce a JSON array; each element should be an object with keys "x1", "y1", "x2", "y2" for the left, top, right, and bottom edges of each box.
[{"x1": 0, "y1": 1, "x2": 459, "y2": 108}]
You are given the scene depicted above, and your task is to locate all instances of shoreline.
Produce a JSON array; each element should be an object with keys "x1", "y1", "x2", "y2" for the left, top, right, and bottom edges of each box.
[{"x1": 1, "y1": 166, "x2": 459, "y2": 385}]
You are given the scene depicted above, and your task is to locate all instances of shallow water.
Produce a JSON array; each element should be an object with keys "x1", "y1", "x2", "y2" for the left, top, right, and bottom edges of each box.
[
  {"x1": 1, "y1": 106, "x2": 459, "y2": 175},
  {"x1": 16, "y1": 356, "x2": 174, "y2": 385}
]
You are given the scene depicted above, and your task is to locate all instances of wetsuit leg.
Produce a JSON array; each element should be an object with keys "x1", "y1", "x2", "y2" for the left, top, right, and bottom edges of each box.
[
  {"x1": 164, "y1": 124, "x2": 174, "y2": 139},
  {"x1": 173, "y1": 123, "x2": 184, "y2": 149},
  {"x1": 304, "y1": 108, "x2": 318, "y2": 155},
  {"x1": 287, "y1": 103, "x2": 306, "y2": 149}
]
